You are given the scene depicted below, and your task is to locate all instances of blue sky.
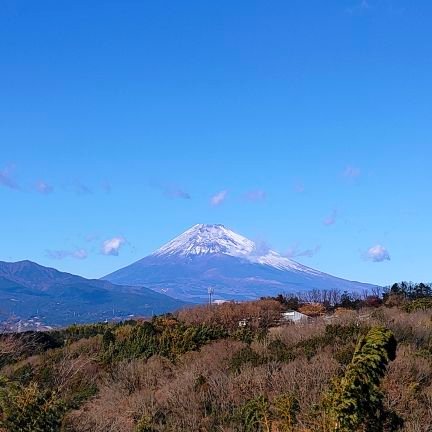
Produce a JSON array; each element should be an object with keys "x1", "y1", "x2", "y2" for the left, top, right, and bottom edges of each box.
[{"x1": 1, "y1": 0, "x2": 431, "y2": 286}]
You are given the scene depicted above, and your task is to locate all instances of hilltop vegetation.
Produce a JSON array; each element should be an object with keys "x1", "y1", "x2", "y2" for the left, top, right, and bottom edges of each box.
[{"x1": 0, "y1": 283, "x2": 432, "y2": 431}]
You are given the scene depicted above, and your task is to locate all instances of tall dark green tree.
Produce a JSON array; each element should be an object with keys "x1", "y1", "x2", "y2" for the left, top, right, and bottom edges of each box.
[
  {"x1": 241, "y1": 395, "x2": 272, "y2": 432},
  {"x1": 325, "y1": 326, "x2": 401, "y2": 432}
]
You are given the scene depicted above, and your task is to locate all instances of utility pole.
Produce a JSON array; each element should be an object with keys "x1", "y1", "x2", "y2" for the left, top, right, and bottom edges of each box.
[{"x1": 208, "y1": 287, "x2": 214, "y2": 305}]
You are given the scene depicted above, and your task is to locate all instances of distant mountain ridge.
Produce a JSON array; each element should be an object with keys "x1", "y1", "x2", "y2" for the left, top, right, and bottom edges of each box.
[
  {"x1": 104, "y1": 224, "x2": 378, "y2": 301},
  {"x1": 0, "y1": 260, "x2": 185, "y2": 327}
]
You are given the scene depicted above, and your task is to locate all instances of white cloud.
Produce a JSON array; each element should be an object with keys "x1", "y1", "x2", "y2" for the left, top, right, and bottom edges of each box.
[
  {"x1": 250, "y1": 239, "x2": 272, "y2": 257},
  {"x1": 0, "y1": 164, "x2": 19, "y2": 190},
  {"x1": 73, "y1": 181, "x2": 92, "y2": 195},
  {"x1": 46, "y1": 248, "x2": 88, "y2": 260},
  {"x1": 293, "y1": 181, "x2": 305, "y2": 193},
  {"x1": 85, "y1": 233, "x2": 99, "y2": 242},
  {"x1": 101, "y1": 236, "x2": 126, "y2": 256},
  {"x1": 35, "y1": 180, "x2": 54, "y2": 194},
  {"x1": 346, "y1": 0, "x2": 371, "y2": 14},
  {"x1": 365, "y1": 244, "x2": 390, "y2": 262},
  {"x1": 285, "y1": 243, "x2": 321, "y2": 258},
  {"x1": 249, "y1": 238, "x2": 321, "y2": 260},
  {"x1": 73, "y1": 249, "x2": 88, "y2": 259},
  {"x1": 245, "y1": 189, "x2": 266, "y2": 202},
  {"x1": 343, "y1": 165, "x2": 361, "y2": 179},
  {"x1": 323, "y1": 210, "x2": 338, "y2": 226},
  {"x1": 63, "y1": 181, "x2": 92, "y2": 195},
  {"x1": 150, "y1": 182, "x2": 191, "y2": 199},
  {"x1": 210, "y1": 190, "x2": 228, "y2": 206},
  {"x1": 167, "y1": 187, "x2": 191, "y2": 199},
  {"x1": 101, "y1": 180, "x2": 112, "y2": 193}
]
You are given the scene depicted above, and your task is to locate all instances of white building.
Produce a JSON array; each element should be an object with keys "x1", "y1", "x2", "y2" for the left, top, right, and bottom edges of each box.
[
  {"x1": 280, "y1": 310, "x2": 309, "y2": 324},
  {"x1": 213, "y1": 299, "x2": 230, "y2": 305}
]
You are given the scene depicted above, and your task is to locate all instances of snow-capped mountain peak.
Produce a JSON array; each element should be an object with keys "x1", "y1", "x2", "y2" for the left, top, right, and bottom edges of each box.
[
  {"x1": 104, "y1": 223, "x2": 378, "y2": 302},
  {"x1": 152, "y1": 224, "x2": 255, "y2": 257},
  {"x1": 151, "y1": 224, "x2": 319, "y2": 274}
]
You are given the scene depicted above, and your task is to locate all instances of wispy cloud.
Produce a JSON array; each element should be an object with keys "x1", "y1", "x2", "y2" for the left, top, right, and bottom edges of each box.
[
  {"x1": 250, "y1": 239, "x2": 272, "y2": 256},
  {"x1": 73, "y1": 181, "x2": 92, "y2": 195},
  {"x1": 101, "y1": 180, "x2": 112, "y2": 194},
  {"x1": 0, "y1": 169, "x2": 112, "y2": 196},
  {"x1": 101, "y1": 236, "x2": 126, "y2": 256},
  {"x1": 46, "y1": 248, "x2": 88, "y2": 260},
  {"x1": 249, "y1": 238, "x2": 321, "y2": 260},
  {"x1": 245, "y1": 189, "x2": 266, "y2": 202},
  {"x1": 346, "y1": 0, "x2": 371, "y2": 14},
  {"x1": 0, "y1": 164, "x2": 19, "y2": 190},
  {"x1": 150, "y1": 182, "x2": 191, "y2": 199},
  {"x1": 210, "y1": 190, "x2": 228, "y2": 206},
  {"x1": 364, "y1": 244, "x2": 390, "y2": 262},
  {"x1": 323, "y1": 209, "x2": 338, "y2": 226},
  {"x1": 62, "y1": 180, "x2": 92, "y2": 195},
  {"x1": 343, "y1": 165, "x2": 361, "y2": 179},
  {"x1": 85, "y1": 233, "x2": 100, "y2": 242},
  {"x1": 285, "y1": 243, "x2": 321, "y2": 259},
  {"x1": 166, "y1": 187, "x2": 191, "y2": 199},
  {"x1": 35, "y1": 180, "x2": 54, "y2": 194},
  {"x1": 293, "y1": 181, "x2": 305, "y2": 193},
  {"x1": 348, "y1": 0, "x2": 404, "y2": 15}
]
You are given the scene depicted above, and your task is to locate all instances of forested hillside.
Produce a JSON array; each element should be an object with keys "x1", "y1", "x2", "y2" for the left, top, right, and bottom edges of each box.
[{"x1": 1, "y1": 283, "x2": 432, "y2": 431}]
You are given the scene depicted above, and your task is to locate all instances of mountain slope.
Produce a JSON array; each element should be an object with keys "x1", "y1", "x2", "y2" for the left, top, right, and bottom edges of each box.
[
  {"x1": 0, "y1": 260, "x2": 186, "y2": 327},
  {"x1": 104, "y1": 224, "x2": 378, "y2": 301}
]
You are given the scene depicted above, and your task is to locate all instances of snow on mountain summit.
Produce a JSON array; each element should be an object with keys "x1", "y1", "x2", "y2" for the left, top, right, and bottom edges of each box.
[
  {"x1": 153, "y1": 224, "x2": 255, "y2": 257},
  {"x1": 104, "y1": 223, "x2": 378, "y2": 301},
  {"x1": 152, "y1": 224, "x2": 319, "y2": 274}
]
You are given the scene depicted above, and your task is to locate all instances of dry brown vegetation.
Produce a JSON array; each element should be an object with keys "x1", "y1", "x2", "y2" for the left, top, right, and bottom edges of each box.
[
  {"x1": 176, "y1": 299, "x2": 284, "y2": 330},
  {"x1": 1, "y1": 297, "x2": 432, "y2": 431}
]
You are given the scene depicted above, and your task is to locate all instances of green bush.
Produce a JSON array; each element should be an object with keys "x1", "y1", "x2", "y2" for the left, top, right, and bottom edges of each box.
[
  {"x1": 230, "y1": 346, "x2": 262, "y2": 373},
  {"x1": 267, "y1": 339, "x2": 294, "y2": 362},
  {"x1": 402, "y1": 297, "x2": 432, "y2": 312},
  {"x1": 240, "y1": 395, "x2": 271, "y2": 432},
  {"x1": 10, "y1": 363, "x2": 34, "y2": 386},
  {"x1": 0, "y1": 378, "x2": 66, "y2": 432},
  {"x1": 273, "y1": 393, "x2": 299, "y2": 432},
  {"x1": 101, "y1": 319, "x2": 227, "y2": 363}
]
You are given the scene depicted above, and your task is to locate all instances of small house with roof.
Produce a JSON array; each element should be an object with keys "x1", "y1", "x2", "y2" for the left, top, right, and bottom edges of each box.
[{"x1": 280, "y1": 310, "x2": 309, "y2": 324}]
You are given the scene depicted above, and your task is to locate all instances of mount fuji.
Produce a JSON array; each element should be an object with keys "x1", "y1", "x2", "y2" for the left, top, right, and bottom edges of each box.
[{"x1": 103, "y1": 224, "x2": 378, "y2": 302}]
